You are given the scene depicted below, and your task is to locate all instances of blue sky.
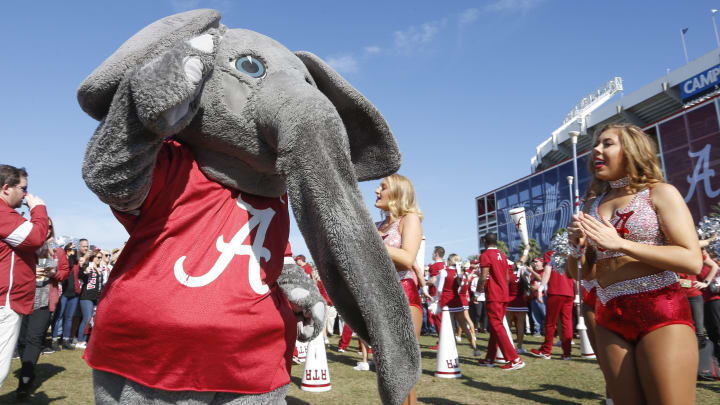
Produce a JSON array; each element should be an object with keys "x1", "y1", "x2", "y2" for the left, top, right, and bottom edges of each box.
[{"x1": 2, "y1": 0, "x2": 719, "y2": 261}]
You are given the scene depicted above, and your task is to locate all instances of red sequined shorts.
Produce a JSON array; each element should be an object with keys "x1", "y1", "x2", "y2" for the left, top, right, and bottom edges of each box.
[
  {"x1": 594, "y1": 271, "x2": 694, "y2": 343},
  {"x1": 401, "y1": 278, "x2": 422, "y2": 310}
]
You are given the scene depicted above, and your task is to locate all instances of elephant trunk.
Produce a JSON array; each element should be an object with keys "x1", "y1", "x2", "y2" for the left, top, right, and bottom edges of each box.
[{"x1": 255, "y1": 76, "x2": 420, "y2": 405}]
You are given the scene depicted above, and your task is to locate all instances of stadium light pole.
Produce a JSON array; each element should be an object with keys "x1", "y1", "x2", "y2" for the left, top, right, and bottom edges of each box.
[{"x1": 713, "y1": 9, "x2": 720, "y2": 47}]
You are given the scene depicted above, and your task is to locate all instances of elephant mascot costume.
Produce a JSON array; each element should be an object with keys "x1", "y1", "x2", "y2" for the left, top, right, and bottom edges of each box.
[{"x1": 77, "y1": 8, "x2": 419, "y2": 405}]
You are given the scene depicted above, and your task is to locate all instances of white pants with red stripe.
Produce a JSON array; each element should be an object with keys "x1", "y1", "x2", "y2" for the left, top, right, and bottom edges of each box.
[{"x1": 0, "y1": 306, "x2": 23, "y2": 388}]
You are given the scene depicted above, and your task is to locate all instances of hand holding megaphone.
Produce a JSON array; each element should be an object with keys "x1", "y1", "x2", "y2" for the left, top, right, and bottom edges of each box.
[{"x1": 509, "y1": 207, "x2": 529, "y2": 246}]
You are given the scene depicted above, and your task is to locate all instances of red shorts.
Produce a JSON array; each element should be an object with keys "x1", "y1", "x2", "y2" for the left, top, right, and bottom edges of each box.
[
  {"x1": 445, "y1": 299, "x2": 469, "y2": 312},
  {"x1": 595, "y1": 272, "x2": 694, "y2": 343},
  {"x1": 507, "y1": 294, "x2": 527, "y2": 311},
  {"x1": 401, "y1": 278, "x2": 422, "y2": 311},
  {"x1": 441, "y1": 294, "x2": 468, "y2": 313}
]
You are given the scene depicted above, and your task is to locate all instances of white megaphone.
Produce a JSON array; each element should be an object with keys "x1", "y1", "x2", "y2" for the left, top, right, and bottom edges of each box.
[
  {"x1": 301, "y1": 334, "x2": 331, "y2": 392},
  {"x1": 435, "y1": 306, "x2": 461, "y2": 378},
  {"x1": 509, "y1": 207, "x2": 529, "y2": 247}
]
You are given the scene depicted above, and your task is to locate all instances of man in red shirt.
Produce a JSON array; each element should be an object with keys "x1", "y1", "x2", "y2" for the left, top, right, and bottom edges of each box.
[
  {"x1": 295, "y1": 255, "x2": 314, "y2": 278},
  {"x1": 427, "y1": 246, "x2": 445, "y2": 349},
  {"x1": 0, "y1": 165, "x2": 48, "y2": 387},
  {"x1": 477, "y1": 233, "x2": 525, "y2": 370},
  {"x1": 531, "y1": 250, "x2": 575, "y2": 360}
]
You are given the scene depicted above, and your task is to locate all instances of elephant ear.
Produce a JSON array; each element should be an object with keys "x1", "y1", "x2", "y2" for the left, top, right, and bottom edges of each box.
[
  {"x1": 295, "y1": 51, "x2": 401, "y2": 181},
  {"x1": 78, "y1": 9, "x2": 221, "y2": 121}
]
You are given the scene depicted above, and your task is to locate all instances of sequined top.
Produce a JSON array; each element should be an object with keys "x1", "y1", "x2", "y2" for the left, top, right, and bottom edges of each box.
[
  {"x1": 588, "y1": 188, "x2": 667, "y2": 260},
  {"x1": 376, "y1": 218, "x2": 416, "y2": 282},
  {"x1": 581, "y1": 279, "x2": 599, "y2": 293}
]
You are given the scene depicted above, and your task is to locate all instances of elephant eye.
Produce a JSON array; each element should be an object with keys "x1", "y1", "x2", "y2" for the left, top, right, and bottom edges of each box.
[{"x1": 235, "y1": 55, "x2": 265, "y2": 78}]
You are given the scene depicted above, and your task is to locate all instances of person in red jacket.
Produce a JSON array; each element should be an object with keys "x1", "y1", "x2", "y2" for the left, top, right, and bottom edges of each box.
[
  {"x1": 0, "y1": 165, "x2": 48, "y2": 388},
  {"x1": 51, "y1": 241, "x2": 84, "y2": 351},
  {"x1": 678, "y1": 248, "x2": 717, "y2": 342},
  {"x1": 530, "y1": 250, "x2": 575, "y2": 360},
  {"x1": 477, "y1": 233, "x2": 525, "y2": 370}
]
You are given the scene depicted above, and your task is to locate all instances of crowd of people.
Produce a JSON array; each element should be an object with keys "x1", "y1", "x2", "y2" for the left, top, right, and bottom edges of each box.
[
  {"x1": 0, "y1": 165, "x2": 123, "y2": 399},
  {"x1": 2, "y1": 122, "x2": 720, "y2": 404}
]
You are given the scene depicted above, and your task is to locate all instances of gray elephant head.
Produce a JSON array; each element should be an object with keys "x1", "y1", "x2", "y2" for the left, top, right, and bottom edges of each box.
[{"x1": 77, "y1": 9, "x2": 419, "y2": 405}]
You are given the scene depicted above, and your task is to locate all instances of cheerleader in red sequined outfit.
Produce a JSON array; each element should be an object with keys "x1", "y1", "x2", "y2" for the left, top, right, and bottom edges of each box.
[
  {"x1": 567, "y1": 123, "x2": 701, "y2": 405},
  {"x1": 435, "y1": 255, "x2": 480, "y2": 356},
  {"x1": 374, "y1": 174, "x2": 426, "y2": 405}
]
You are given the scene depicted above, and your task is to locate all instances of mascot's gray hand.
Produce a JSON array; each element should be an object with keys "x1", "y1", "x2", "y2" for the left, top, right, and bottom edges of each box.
[
  {"x1": 130, "y1": 30, "x2": 220, "y2": 136},
  {"x1": 277, "y1": 264, "x2": 326, "y2": 342}
]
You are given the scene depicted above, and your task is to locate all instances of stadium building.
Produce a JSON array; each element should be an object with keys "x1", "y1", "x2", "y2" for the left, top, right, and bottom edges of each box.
[{"x1": 476, "y1": 47, "x2": 720, "y2": 255}]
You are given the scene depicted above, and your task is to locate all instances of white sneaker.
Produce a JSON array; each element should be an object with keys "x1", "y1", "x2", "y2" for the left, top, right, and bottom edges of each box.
[
  {"x1": 455, "y1": 336, "x2": 461, "y2": 343},
  {"x1": 517, "y1": 348, "x2": 527, "y2": 355},
  {"x1": 353, "y1": 361, "x2": 369, "y2": 371},
  {"x1": 324, "y1": 337, "x2": 329, "y2": 344},
  {"x1": 337, "y1": 348, "x2": 345, "y2": 353},
  {"x1": 75, "y1": 341, "x2": 87, "y2": 349}
]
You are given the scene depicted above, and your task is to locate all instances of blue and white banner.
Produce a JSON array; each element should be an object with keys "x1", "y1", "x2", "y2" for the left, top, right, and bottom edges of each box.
[{"x1": 681, "y1": 63, "x2": 720, "y2": 100}]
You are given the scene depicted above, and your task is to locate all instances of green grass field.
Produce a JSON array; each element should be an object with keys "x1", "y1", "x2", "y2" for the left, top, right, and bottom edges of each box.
[{"x1": 1, "y1": 333, "x2": 718, "y2": 404}]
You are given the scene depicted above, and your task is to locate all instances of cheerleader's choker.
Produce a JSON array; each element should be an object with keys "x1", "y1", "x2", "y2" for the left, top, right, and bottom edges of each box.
[{"x1": 609, "y1": 176, "x2": 630, "y2": 189}]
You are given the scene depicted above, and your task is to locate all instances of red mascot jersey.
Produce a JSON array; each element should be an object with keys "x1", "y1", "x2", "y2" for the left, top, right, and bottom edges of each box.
[{"x1": 84, "y1": 141, "x2": 296, "y2": 394}]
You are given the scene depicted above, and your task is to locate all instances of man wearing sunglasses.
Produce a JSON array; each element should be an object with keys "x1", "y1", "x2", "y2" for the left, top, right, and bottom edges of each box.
[{"x1": 0, "y1": 164, "x2": 48, "y2": 388}]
